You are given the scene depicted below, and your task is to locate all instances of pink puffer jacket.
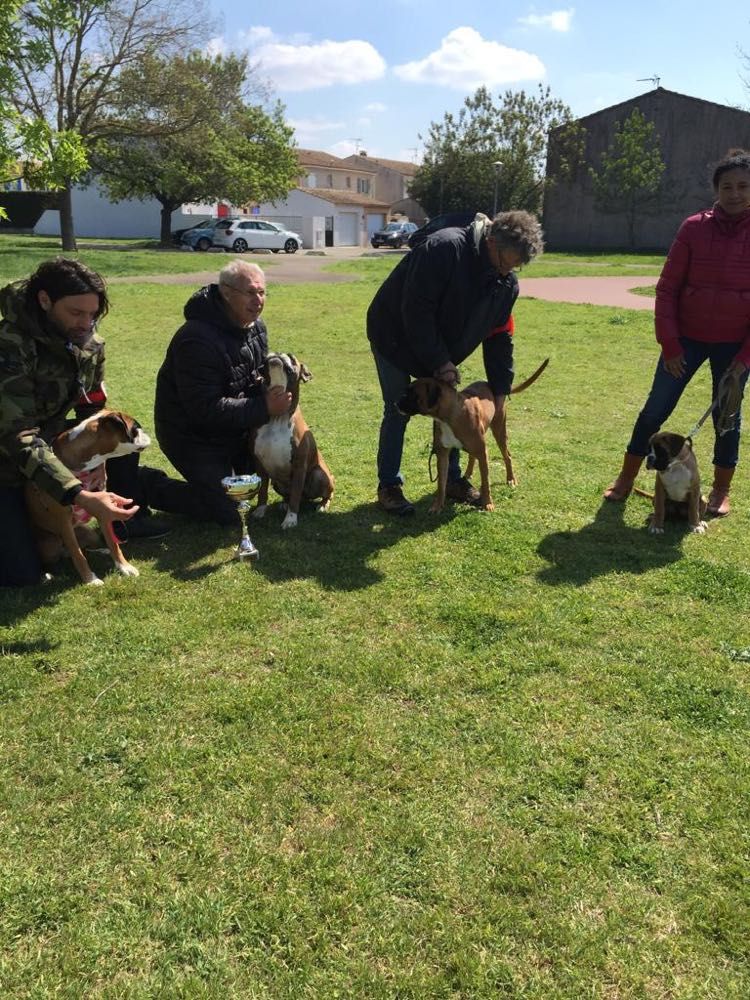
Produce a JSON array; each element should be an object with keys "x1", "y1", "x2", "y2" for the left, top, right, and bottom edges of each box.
[{"x1": 655, "y1": 204, "x2": 750, "y2": 366}]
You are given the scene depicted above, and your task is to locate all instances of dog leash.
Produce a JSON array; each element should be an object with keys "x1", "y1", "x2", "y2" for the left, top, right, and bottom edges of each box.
[{"x1": 686, "y1": 368, "x2": 743, "y2": 439}]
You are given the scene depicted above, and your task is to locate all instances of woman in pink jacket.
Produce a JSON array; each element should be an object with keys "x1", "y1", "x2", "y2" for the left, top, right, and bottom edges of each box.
[{"x1": 604, "y1": 148, "x2": 750, "y2": 516}]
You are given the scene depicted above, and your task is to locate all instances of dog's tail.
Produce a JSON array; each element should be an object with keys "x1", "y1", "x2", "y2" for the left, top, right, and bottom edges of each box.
[{"x1": 510, "y1": 358, "x2": 549, "y2": 394}]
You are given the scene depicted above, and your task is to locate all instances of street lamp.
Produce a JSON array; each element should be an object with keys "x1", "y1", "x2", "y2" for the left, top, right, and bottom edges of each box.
[{"x1": 492, "y1": 160, "x2": 503, "y2": 216}]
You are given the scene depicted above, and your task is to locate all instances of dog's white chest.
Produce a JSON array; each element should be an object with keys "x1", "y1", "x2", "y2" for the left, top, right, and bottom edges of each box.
[
  {"x1": 436, "y1": 419, "x2": 463, "y2": 451},
  {"x1": 661, "y1": 463, "x2": 693, "y2": 501},
  {"x1": 254, "y1": 419, "x2": 294, "y2": 479}
]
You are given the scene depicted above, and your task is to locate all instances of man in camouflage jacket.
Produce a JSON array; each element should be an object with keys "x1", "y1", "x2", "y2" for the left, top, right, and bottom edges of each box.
[{"x1": 0, "y1": 258, "x2": 141, "y2": 585}]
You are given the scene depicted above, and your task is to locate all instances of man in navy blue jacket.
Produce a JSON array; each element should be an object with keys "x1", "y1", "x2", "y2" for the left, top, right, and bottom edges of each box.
[{"x1": 367, "y1": 210, "x2": 544, "y2": 515}]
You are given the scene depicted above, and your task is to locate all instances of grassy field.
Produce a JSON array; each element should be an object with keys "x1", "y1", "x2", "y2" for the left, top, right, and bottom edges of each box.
[{"x1": 1, "y1": 250, "x2": 748, "y2": 998}]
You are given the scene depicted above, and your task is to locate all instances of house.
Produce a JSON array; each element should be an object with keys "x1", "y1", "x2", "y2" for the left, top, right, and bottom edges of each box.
[
  {"x1": 252, "y1": 148, "x2": 421, "y2": 246},
  {"x1": 543, "y1": 87, "x2": 750, "y2": 250}
]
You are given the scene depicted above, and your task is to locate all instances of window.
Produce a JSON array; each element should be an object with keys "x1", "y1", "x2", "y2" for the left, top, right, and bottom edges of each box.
[
  {"x1": 346, "y1": 176, "x2": 351, "y2": 188},
  {"x1": 357, "y1": 178, "x2": 370, "y2": 194},
  {"x1": 327, "y1": 174, "x2": 333, "y2": 187}
]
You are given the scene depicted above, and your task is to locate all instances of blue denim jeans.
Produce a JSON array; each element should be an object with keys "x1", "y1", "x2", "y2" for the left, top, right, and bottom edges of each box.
[
  {"x1": 628, "y1": 338, "x2": 749, "y2": 467},
  {"x1": 372, "y1": 349, "x2": 461, "y2": 488}
]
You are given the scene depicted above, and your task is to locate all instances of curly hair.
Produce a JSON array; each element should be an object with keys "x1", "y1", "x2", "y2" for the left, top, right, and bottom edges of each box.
[
  {"x1": 711, "y1": 148, "x2": 750, "y2": 189},
  {"x1": 25, "y1": 257, "x2": 109, "y2": 318},
  {"x1": 488, "y1": 210, "x2": 544, "y2": 265}
]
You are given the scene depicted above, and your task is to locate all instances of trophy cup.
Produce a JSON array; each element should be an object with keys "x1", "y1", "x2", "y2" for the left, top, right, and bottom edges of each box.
[{"x1": 221, "y1": 474, "x2": 261, "y2": 561}]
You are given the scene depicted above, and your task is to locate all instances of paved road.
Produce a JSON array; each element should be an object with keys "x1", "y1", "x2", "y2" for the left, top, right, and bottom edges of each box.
[{"x1": 112, "y1": 247, "x2": 659, "y2": 309}]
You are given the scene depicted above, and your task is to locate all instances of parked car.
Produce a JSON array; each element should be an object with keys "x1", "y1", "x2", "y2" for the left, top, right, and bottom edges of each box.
[
  {"x1": 370, "y1": 220, "x2": 419, "y2": 249},
  {"x1": 211, "y1": 219, "x2": 303, "y2": 254},
  {"x1": 180, "y1": 217, "x2": 242, "y2": 251},
  {"x1": 171, "y1": 218, "x2": 212, "y2": 245},
  {"x1": 407, "y1": 211, "x2": 478, "y2": 249}
]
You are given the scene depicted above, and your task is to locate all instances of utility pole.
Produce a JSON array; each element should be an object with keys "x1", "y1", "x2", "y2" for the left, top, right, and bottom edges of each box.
[{"x1": 493, "y1": 161, "x2": 503, "y2": 216}]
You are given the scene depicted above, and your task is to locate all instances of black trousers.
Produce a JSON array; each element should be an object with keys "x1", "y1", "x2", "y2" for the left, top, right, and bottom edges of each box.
[{"x1": 143, "y1": 426, "x2": 254, "y2": 527}]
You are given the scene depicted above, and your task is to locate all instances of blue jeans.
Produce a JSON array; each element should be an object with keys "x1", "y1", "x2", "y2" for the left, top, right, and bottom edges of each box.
[
  {"x1": 628, "y1": 338, "x2": 749, "y2": 467},
  {"x1": 373, "y1": 349, "x2": 461, "y2": 488}
]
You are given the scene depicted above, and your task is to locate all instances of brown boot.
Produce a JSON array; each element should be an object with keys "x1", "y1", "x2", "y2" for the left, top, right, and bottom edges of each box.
[
  {"x1": 707, "y1": 465, "x2": 735, "y2": 516},
  {"x1": 603, "y1": 452, "x2": 644, "y2": 502}
]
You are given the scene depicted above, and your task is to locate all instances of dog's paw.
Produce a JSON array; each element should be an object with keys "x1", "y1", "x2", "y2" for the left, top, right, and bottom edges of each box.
[
  {"x1": 506, "y1": 476, "x2": 518, "y2": 488},
  {"x1": 690, "y1": 521, "x2": 708, "y2": 534},
  {"x1": 116, "y1": 562, "x2": 140, "y2": 577},
  {"x1": 85, "y1": 575, "x2": 105, "y2": 586},
  {"x1": 481, "y1": 502, "x2": 495, "y2": 512},
  {"x1": 281, "y1": 511, "x2": 298, "y2": 530},
  {"x1": 317, "y1": 499, "x2": 331, "y2": 513},
  {"x1": 648, "y1": 523, "x2": 665, "y2": 535},
  {"x1": 252, "y1": 504, "x2": 268, "y2": 520}
]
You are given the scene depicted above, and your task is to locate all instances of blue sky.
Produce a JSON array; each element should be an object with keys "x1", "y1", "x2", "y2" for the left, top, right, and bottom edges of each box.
[{"x1": 209, "y1": 1, "x2": 750, "y2": 163}]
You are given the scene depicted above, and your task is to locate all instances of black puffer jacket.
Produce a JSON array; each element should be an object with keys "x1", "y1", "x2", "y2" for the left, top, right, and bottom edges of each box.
[
  {"x1": 155, "y1": 284, "x2": 269, "y2": 444},
  {"x1": 367, "y1": 221, "x2": 518, "y2": 396}
]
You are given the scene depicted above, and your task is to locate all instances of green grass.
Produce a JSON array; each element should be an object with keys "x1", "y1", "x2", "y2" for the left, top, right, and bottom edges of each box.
[{"x1": 1, "y1": 261, "x2": 748, "y2": 997}]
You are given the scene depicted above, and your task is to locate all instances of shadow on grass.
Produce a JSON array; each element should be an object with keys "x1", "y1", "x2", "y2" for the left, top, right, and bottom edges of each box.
[
  {"x1": 536, "y1": 498, "x2": 685, "y2": 586},
  {"x1": 149, "y1": 499, "x2": 444, "y2": 590}
]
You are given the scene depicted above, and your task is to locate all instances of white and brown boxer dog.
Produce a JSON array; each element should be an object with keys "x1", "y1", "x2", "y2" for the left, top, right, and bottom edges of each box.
[
  {"x1": 251, "y1": 353, "x2": 334, "y2": 530},
  {"x1": 641, "y1": 431, "x2": 707, "y2": 535},
  {"x1": 25, "y1": 410, "x2": 151, "y2": 585},
  {"x1": 397, "y1": 359, "x2": 548, "y2": 513}
]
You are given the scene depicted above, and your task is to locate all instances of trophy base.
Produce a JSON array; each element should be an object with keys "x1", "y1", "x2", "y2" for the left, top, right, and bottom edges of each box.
[{"x1": 236, "y1": 535, "x2": 260, "y2": 561}]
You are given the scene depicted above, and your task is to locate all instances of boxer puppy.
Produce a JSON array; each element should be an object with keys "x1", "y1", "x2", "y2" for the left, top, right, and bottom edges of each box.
[
  {"x1": 397, "y1": 359, "x2": 548, "y2": 513},
  {"x1": 25, "y1": 410, "x2": 151, "y2": 585},
  {"x1": 644, "y1": 431, "x2": 707, "y2": 535},
  {"x1": 251, "y1": 353, "x2": 334, "y2": 530}
]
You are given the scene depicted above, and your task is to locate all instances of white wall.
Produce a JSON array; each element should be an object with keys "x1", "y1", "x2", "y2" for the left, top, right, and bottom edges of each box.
[{"x1": 34, "y1": 182, "x2": 199, "y2": 239}]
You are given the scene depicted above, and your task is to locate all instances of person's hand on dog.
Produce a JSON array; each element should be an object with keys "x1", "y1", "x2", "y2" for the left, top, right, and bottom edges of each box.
[
  {"x1": 663, "y1": 352, "x2": 686, "y2": 378},
  {"x1": 266, "y1": 385, "x2": 293, "y2": 416},
  {"x1": 434, "y1": 362, "x2": 460, "y2": 387},
  {"x1": 77, "y1": 489, "x2": 139, "y2": 527}
]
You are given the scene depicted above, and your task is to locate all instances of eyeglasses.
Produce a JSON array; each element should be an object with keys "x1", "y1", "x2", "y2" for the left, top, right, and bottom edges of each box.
[{"x1": 221, "y1": 282, "x2": 267, "y2": 299}]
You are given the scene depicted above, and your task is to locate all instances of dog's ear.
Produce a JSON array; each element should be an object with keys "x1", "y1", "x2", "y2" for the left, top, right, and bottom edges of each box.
[
  {"x1": 100, "y1": 411, "x2": 129, "y2": 438},
  {"x1": 298, "y1": 362, "x2": 313, "y2": 383},
  {"x1": 426, "y1": 382, "x2": 441, "y2": 409}
]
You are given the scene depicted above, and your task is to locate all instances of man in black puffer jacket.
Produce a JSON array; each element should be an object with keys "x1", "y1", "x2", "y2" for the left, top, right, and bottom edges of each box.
[{"x1": 145, "y1": 260, "x2": 291, "y2": 525}]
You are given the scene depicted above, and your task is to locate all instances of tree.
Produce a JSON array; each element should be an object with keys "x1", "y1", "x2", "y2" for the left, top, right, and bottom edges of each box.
[
  {"x1": 3, "y1": 0, "x2": 212, "y2": 249},
  {"x1": 409, "y1": 85, "x2": 583, "y2": 218},
  {"x1": 92, "y1": 53, "x2": 299, "y2": 246},
  {"x1": 590, "y1": 108, "x2": 666, "y2": 249}
]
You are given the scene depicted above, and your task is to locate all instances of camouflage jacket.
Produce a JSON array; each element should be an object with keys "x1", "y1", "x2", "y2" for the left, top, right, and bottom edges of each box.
[{"x1": 0, "y1": 280, "x2": 106, "y2": 503}]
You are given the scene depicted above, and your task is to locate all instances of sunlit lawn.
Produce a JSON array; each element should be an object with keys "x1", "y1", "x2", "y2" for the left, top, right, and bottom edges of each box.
[{"x1": 0, "y1": 251, "x2": 747, "y2": 998}]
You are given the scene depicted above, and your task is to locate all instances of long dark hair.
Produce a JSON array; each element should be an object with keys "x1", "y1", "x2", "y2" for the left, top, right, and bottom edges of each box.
[
  {"x1": 711, "y1": 148, "x2": 750, "y2": 190},
  {"x1": 25, "y1": 257, "x2": 109, "y2": 318}
]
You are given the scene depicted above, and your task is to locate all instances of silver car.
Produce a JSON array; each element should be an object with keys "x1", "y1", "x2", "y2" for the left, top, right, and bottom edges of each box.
[{"x1": 212, "y1": 219, "x2": 303, "y2": 254}]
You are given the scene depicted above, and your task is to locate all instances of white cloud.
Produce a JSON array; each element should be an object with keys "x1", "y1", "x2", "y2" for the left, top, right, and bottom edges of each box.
[
  {"x1": 329, "y1": 139, "x2": 361, "y2": 158},
  {"x1": 393, "y1": 27, "x2": 545, "y2": 90},
  {"x1": 206, "y1": 36, "x2": 226, "y2": 58},
  {"x1": 289, "y1": 116, "x2": 345, "y2": 145},
  {"x1": 224, "y1": 26, "x2": 385, "y2": 91},
  {"x1": 518, "y1": 8, "x2": 575, "y2": 31},
  {"x1": 364, "y1": 102, "x2": 387, "y2": 113}
]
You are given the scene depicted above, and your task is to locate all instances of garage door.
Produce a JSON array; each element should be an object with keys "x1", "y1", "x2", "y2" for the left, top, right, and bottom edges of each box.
[
  {"x1": 336, "y1": 212, "x2": 359, "y2": 246},
  {"x1": 367, "y1": 213, "x2": 385, "y2": 239}
]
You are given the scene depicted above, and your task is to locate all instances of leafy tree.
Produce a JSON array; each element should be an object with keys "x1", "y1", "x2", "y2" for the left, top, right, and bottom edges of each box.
[
  {"x1": 3, "y1": 0, "x2": 212, "y2": 249},
  {"x1": 92, "y1": 53, "x2": 299, "y2": 246},
  {"x1": 410, "y1": 85, "x2": 583, "y2": 218},
  {"x1": 590, "y1": 108, "x2": 666, "y2": 248}
]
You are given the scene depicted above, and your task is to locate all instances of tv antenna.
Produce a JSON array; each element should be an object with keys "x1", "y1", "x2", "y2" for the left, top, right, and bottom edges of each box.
[
  {"x1": 406, "y1": 147, "x2": 418, "y2": 163},
  {"x1": 348, "y1": 137, "x2": 363, "y2": 154},
  {"x1": 637, "y1": 75, "x2": 661, "y2": 88}
]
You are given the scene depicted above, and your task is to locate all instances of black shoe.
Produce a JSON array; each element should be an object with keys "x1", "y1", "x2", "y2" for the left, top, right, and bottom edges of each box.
[
  {"x1": 113, "y1": 513, "x2": 171, "y2": 543},
  {"x1": 377, "y1": 484, "x2": 415, "y2": 516},
  {"x1": 445, "y1": 476, "x2": 482, "y2": 506}
]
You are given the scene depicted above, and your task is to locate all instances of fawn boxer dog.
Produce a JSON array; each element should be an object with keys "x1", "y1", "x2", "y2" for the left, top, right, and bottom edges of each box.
[
  {"x1": 251, "y1": 352, "x2": 334, "y2": 529},
  {"x1": 641, "y1": 431, "x2": 707, "y2": 534},
  {"x1": 397, "y1": 359, "x2": 549, "y2": 513},
  {"x1": 25, "y1": 410, "x2": 151, "y2": 585}
]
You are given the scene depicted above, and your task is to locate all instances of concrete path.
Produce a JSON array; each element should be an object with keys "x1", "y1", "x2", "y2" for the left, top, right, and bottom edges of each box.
[{"x1": 111, "y1": 247, "x2": 659, "y2": 309}]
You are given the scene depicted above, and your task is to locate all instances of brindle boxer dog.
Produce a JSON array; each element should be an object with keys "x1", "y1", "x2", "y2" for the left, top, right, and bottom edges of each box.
[
  {"x1": 397, "y1": 359, "x2": 549, "y2": 513},
  {"x1": 25, "y1": 410, "x2": 151, "y2": 585},
  {"x1": 642, "y1": 431, "x2": 707, "y2": 534},
  {"x1": 251, "y1": 352, "x2": 334, "y2": 529}
]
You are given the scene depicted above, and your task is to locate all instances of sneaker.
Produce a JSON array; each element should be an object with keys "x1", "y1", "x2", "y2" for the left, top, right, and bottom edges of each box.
[
  {"x1": 377, "y1": 484, "x2": 415, "y2": 516},
  {"x1": 113, "y1": 513, "x2": 171, "y2": 543},
  {"x1": 445, "y1": 477, "x2": 482, "y2": 506}
]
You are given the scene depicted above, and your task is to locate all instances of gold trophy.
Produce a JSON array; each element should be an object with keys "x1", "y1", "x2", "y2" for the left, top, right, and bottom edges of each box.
[{"x1": 221, "y1": 474, "x2": 261, "y2": 561}]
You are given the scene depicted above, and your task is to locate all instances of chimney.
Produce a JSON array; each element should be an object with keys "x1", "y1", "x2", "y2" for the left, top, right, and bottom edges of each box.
[{"x1": 359, "y1": 150, "x2": 367, "y2": 157}]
